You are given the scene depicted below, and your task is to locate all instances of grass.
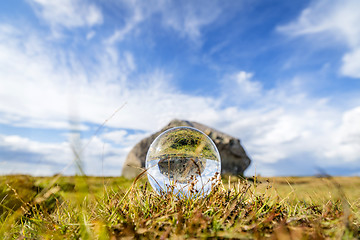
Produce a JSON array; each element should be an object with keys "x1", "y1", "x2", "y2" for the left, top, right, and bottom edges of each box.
[
  {"x1": 151, "y1": 127, "x2": 218, "y2": 160},
  {"x1": 0, "y1": 174, "x2": 359, "y2": 239}
]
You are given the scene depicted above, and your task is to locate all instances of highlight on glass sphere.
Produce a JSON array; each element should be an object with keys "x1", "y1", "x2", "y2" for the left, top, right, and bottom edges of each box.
[{"x1": 145, "y1": 126, "x2": 221, "y2": 197}]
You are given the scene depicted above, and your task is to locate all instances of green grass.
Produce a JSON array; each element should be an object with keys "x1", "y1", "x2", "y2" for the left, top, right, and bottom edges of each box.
[
  {"x1": 152, "y1": 127, "x2": 218, "y2": 160},
  {"x1": 1, "y1": 174, "x2": 359, "y2": 239}
]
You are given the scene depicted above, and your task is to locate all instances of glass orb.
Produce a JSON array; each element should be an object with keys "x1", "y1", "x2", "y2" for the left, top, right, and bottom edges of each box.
[{"x1": 145, "y1": 126, "x2": 221, "y2": 197}]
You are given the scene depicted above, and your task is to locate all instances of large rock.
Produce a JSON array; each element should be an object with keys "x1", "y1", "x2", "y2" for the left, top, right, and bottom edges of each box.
[{"x1": 121, "y1": 119, "x2": 251, "y2": 179}]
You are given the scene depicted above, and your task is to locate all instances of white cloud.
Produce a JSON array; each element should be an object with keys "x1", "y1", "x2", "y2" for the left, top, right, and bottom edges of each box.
[
  {"x1": 159, "y1": 0, "x2": 222, "y2": 42},
  {"x1": 220, "y1": 72, "x2": 263, "y2": 106},
  {"x1": 0, "y1": 134, "x2": 72, "y2": 171},
  {"x1": 278, "y1": 0, "x2": 360, "y2": 79},
  {"x1": 28, "y1": 0, "x2": 103, "y2": 29},
  {"x1": 105, "y1": 1, "x2": 144, "y2": 45},
  {"x1": 86, "y1": 31, "x2": 96, "y2": 40},
  {"x1": 78, "y1": 136, "x2": 130, "y2": 175},
  {"x1": 1, "y1": 15, "x2": 360, "y2": 176},
  {"x1": 0, "y1": 22, "x2": 222, "y2": 132},
  {"x1": 0, "y1": 132, "x2": 131, "y2": 176},
  {"x1": 2, "y1": 20, "x2": 359, "y2": 175},
  {"x1": 218, "y1": 72, "x2": 360, "y2": 175},
  {"x1": 277, "y1": 0, "x2": 360, "y2": 46},
  {"x1": 105, "y1": 0, "x2": 223, "y2": 45},
  {"x1": 341, "y1": 48, "x2": 360, "y2": 78},
  {"x1": 0, "y1": 24, "x2": 135, "y2": 129},
  {"x1": 102, "y1": 130, "x2": 128, "y2": 145},
  {"x1": 325, "y1": 106, "x2": 360, "y2": 162},
  {"x1": 101, "y1": 130, "x2": 149, "y2": 147},
  {"x1": 235, "y1": 71, "x2": 262, "y2": 95}
]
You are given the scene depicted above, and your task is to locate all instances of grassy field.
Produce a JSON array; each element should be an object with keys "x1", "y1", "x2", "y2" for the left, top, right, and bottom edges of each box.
[{"x1": 0, "y1": 174, "x2": 359, "y2": 239}]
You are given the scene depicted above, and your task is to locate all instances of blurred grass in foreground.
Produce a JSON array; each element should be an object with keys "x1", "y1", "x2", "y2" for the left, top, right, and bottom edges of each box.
[{"x1": 0, "y1": 174, "x2": 359, "y2": 239}]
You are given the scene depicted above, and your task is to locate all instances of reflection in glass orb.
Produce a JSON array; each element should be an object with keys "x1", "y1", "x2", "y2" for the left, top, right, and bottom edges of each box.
[{"x1": 145, "y1": 126, "x2": 221, "y2": 197}]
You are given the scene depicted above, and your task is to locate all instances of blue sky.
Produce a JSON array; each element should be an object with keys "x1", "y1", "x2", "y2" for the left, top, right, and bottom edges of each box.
[{"x1": 1, "y1": 0, "x2": 360, "y2": 176}]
